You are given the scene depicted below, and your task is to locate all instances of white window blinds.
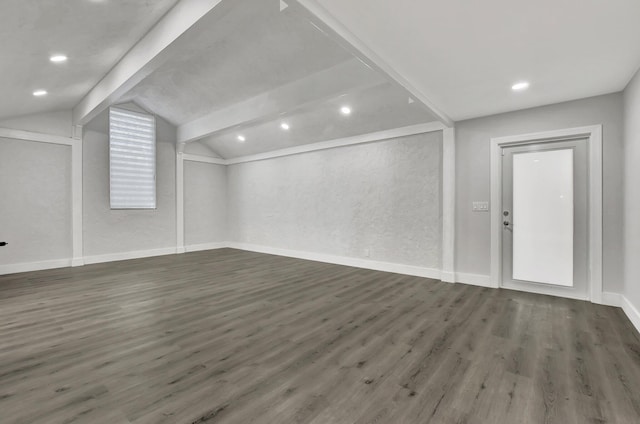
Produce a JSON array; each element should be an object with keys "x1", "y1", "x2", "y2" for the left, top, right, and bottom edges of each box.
[{"x1": 109, "y1": 107, "x2": 157, "y2": 209}]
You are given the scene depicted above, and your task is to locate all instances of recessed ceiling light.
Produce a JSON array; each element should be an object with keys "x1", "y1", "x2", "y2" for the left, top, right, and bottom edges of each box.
[
  {"x1": 33, "y1": 90, "x2": 48, "y2": 97},
  {"x1": 340, "y1": 106, "x2": 352, "y2": 116},
  {"x1": 237, "y1": 135, "x2": 246, "y2": 142},
  {"x1": 280, "y1": 122, "x2": 290, "y2": 130},
  {"x1": 50, "y1": 55, "x2": 68, "y2": 63},
  {"x1": 512, "y1": 81, "x2": 530, "y2": 91}
]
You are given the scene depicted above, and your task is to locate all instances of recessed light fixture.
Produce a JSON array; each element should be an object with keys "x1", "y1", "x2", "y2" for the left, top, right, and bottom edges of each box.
[
  {"x1": 340, "y1": 106, "x2": 352, "y2": 116},
  {"x1": 33, "y1": 90, "x2": 48, "y2": 97},
  {"x1": 237, "y1": 135, "x2": 246, "y2": 142},
  {"x1": 512, "y1": 81, "x2": 530, "y2": 91},
  {"x1": 50, "y1": 55, "x2": 68, "y2": 63},
  {"x1": 280, "y1": 122, "x2": 290, "y2": 130}
]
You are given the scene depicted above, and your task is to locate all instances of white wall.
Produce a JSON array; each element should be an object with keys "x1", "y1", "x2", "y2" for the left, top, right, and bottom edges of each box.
[
  {"x1": 82, "y1": 110, "x2": 177, "y2": 258},
  {"x1": 0, "y1": 110, "x2": 73, "y2": 138},
  {"x1": 455, "y1": 93, "x2": 624, "y2": 292},
  {"x1": 0, "y1": 137, "x2": 72, "y2": 268},
  {"x1": 623, "y1": 70, "x2": 640, "y2": 315},
  {"x1": 227, "y1": 132, "x2": 443, "y2": 269},
  {"x1": 184, "y1": 161, "x2": 227, "y2": 246}
]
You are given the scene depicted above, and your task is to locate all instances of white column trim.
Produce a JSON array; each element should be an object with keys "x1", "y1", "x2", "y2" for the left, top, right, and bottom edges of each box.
[
  {"x1": 71, "y1": 126, "x2": 84, "y2": 266},
  {"x1": 490, "y1": 125, "x2": 604, "y2": 302},
  {"x1": 176, "y1": 144, "x2": 185, "y2": 254},
  {"x1": 441, "y1": 127, "x2": 455, "y2": 283}
]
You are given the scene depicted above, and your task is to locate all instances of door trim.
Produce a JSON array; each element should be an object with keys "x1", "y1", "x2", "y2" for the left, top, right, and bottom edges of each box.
[{"x1": 490, "y1": 125, "x2": 603, "y2": 303}]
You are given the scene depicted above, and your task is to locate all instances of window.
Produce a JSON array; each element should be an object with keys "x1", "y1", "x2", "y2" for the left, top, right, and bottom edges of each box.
[{"x1": 109, "y1": 107, "x2": 156, "y2": 209}]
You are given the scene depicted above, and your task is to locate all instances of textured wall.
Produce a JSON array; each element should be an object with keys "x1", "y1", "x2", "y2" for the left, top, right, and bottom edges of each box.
[
  {"x1": 0, "y1": 110, "x2": 73, "y2": 138},
  {"x1": 624, "y1": 70, "x2": 640, "y2": 311},
  {"x1": 0, "y1": 137, "x2": 72, "y2": 265},
  {"x1": 227, "y1": 132, "x2": 443, "y2": 268},
  {"x1": 184, "y1": 161, "x2": 227, "y2": 246},
  {"x1": 455, "y1": 93, "x2": 624, "y2": 292},
  {"x1": 82, "y1": 112, "x2": 177, "y2": 257}
]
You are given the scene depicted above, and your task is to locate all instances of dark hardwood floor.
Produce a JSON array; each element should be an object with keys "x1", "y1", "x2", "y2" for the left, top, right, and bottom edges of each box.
[{"x1": 1, "y1": 248, "x2": 639, "y2": 423}]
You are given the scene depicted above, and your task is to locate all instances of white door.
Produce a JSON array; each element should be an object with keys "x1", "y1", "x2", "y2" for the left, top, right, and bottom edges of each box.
[{"x1": 501, "y1": 138, "x2": 589, "y2": 299}]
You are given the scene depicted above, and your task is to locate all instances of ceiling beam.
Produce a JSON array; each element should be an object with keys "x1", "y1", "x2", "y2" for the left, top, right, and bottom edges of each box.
[
  {"x1": 288, "y1": 0, "x2": 454, "y2": 128},
  {"x1": 177, "y1": 58, "x2": 387, "y2": 143},
  {"x1": 72, "y1": 0, "x2": 230, "y2": 126}
]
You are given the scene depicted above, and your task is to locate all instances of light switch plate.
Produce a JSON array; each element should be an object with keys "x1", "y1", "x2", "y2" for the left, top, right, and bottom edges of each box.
[{"x1": 473, "y1": 201, "x2": 489, "y2": 212}]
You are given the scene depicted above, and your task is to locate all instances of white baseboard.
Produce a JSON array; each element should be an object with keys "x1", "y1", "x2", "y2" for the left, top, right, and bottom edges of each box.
[
  {"x1": 601, "y1": 291, "x2": 624, "y2": 307},
  {"x1": 226, "y1": 242, "x2": 442, "y2": 280},
  {"x1": 0, "y1": 258, "x2": 72, "y2": 275},
  {"x1": 621, "y1": 295, "x2": 640, "y2": 335},
  {"x1": 455, "y1": 272, "x2": 492, "y2": 287},
  {"x1": 440, "y1": 271, "x2": 456, "y2": 283},
  {"x1": 184, "y1": 242, "x2": 227, "y2": 252},
  {"x1": 83, "y1": 247, "x2": 177, "y2": 265}
]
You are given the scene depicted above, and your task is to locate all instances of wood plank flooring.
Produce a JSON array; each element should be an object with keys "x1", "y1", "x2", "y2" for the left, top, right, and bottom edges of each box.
[{"x1": 1, "y1": 248, "x2": 640, "y2": 423}]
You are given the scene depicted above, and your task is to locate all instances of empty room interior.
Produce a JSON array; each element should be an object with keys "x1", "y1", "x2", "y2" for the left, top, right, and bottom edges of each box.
[{"x1": 2, "y1": 0, "x2": 640, "y2": 423}]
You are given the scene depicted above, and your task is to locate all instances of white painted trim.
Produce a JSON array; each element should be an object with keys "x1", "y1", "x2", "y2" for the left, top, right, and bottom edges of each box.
[
  {"x1": 601, "y1": 291, "x2": 623, "y2": 307},
  {"x1": 226, "y1": 122, "x2": 446, "y2": 165},
  {"x1": 176, "y1": 148, "x2": 185, "y2": 254},
  {"x1": 1, "y1": 127, "x2": 83, "y2": 267},
  {"x1": 71, "y1": 133, "x2": 84, "y2": 266},
  {"x1": 290, "y1": 0, "x2": 453, "y2": 127},
  {"x1": 455, "y1": 272, "x2": 492, "y2": 288},
  {"x1": 441, "y1": 128, "x2": 455, "y2": 282},
  {"x1": 0, "y1": 259, "x2": 73, "y2": 276},
  {"x1": 182, "y1": 153, "x2": 226, "y2": 165},
  {"x1": 184, "y1": 242, "x2": 227, "y2": 252},
  {"x1": 226, "y1": 242, "x2": 442, "y2": 280},
  {"x1": 490, "y1": 125, "x2": 604, "y2": 301},
  {"x1": 500, "y1": 283, "x2": 589, "y2": 301},
  {"x1": 588, "y1": 126, "x2": 603, "y2": 304},
  {"x1": 621, "y1": 296, "x2": 640, "y2": 335},
  {"x1": 601, "y1": 292, "x2": 640, "y2": 335},
  {"x1": 83, "y1": 247, "x2": 177, "y2": 265},
  {"x1": 0, "y1": 127, "x2": 73, "y2": 146},
  {"x1": 72, "y1": 0, "x2": 226, "y2": 125}
]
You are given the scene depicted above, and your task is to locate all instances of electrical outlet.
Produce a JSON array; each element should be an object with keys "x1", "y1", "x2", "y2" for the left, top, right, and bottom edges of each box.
[{"x1": 472, "y1": 201, "x2": 489, "y2": 212}]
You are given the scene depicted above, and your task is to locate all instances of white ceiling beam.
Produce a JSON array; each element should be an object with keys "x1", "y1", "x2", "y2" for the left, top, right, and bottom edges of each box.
[
  {"x1": 177, "y1": 58, "x2": 387, "y2": 143},
  {"x1": 288, "y1": 0, "x2": 454, "y2": 128},
  {"x1": 72, "y1": 0, "x2": 229, "y2": 126}
]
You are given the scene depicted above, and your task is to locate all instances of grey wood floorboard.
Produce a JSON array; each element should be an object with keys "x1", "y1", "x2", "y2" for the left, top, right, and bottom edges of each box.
[{"x1": 1, "y1": 248, "x2": 640, "y2": 423}]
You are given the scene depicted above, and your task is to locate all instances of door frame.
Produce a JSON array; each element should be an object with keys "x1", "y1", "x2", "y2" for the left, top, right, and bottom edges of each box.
[{"x1": 489, "y1": 125, "x2": 603, "y2": 303}]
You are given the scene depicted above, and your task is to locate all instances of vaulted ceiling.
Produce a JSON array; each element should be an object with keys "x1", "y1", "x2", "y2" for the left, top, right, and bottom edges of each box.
[
  {"x1": 2, "y1": 0, "x2": 640, "y2": 158},
  {"x1": 0, "y1": 0, "x2": 179, "y2": 119}
]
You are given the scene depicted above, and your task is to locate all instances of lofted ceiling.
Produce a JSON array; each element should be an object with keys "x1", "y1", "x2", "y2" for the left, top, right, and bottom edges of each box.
[
  {"x1": 0, "y1": 0, "x2": 179, "y2": 120},
  {"x1": 116, "y1": 0, "x2": 438, "y2": 158},
  {"x1": 313, "y1": 0, "x2": 640, "y2": 121},
  {"x1": 3, "y1": 0, "x2": 640, "y2": 158},
  {"x1": 120, "y1": 0, "x2": 354, "y2": 126},
  {"x1": 199, "y1": 82, "x2": 438, "y2": 159}
]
